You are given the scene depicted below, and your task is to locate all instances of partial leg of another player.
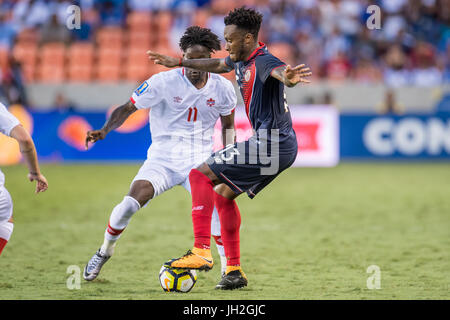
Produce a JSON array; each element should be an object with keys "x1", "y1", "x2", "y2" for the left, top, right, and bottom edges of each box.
[
  {"x1": 213, "y1": 183, "x2": 248, "y2": 290},
  {"x1": 164, "y1": 164, "x2": 220, "y2": 271},
  {"x1": 181, "y1": 177, "x2": 228, "y2": 276},
  {"x1": 0, "y1": 186, "x2": 14, "y2": 256},
  {"x1": 211, "y1": 212, "x2": 227, "y2": 277},
  {"x1": 165, "y1": 163, "x2": 247, "y2": 289},
  {"x1": 83, "y1": 180, "x2": 153, "y2": 281}
]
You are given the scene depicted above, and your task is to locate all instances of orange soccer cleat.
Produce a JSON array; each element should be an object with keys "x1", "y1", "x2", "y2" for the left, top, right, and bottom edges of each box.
[{"x1": 164, "y1": 247, "x2": 214, "y2": 271}]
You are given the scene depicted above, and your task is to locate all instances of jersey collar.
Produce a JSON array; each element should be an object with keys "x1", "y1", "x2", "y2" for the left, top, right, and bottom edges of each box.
[
  {"x1": 245, "y1": 42, "x2": 266, "y2": 62},
  {"x1": 182, "y1": 67, "x2": 211, "y2": 92}
]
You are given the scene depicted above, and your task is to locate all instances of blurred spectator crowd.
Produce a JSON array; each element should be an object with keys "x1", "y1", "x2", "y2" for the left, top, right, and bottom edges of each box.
[{"x1": 0, "y1": 0, "x2": 449, "y2": 105}]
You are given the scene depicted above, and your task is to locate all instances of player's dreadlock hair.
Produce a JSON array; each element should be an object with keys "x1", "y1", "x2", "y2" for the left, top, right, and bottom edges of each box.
[
  {"x1": 179, "y1": 26, "x2": 221, "y2": 53},
  {"x1": 224, "y1": 6, "x2": 263, "y2": 38}
]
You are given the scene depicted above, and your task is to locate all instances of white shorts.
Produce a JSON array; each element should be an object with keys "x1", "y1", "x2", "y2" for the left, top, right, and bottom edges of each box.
[
  {"x1": 131, "y1": 158, "x2": 221, "y2": 236},
  {"x1": 0, "y1": 186, "x2": 13, "y2": 222}
]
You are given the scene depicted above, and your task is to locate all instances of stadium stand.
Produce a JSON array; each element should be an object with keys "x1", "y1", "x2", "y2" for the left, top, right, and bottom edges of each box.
[{"x1": 0, "y1": 0, "x2": 448, "y2": 109}]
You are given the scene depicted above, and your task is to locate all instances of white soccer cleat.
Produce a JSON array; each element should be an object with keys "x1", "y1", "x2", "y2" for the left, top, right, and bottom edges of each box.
[{"x1": 83, "y1": 249, "x2": 111, "y2": 281}]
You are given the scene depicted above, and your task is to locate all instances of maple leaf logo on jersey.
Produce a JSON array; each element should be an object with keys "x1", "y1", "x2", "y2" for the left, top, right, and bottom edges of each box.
[
  {"x1": 206, "y1": 98, "x2": 215, "y2": 107},
  {"x1": 173, "y1": 96, "x2": 182, "y2": 103}
]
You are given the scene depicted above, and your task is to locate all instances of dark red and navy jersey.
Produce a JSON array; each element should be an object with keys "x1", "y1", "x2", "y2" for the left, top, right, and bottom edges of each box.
[{"x1": 225, "y1": 42, "x2": 297, "y2": 153}]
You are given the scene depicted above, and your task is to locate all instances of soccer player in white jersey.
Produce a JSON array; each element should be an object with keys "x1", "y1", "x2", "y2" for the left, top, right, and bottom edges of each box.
[
  {"x1": 83, "y1": 26, "x2": 237, "y2": 281},
  {"x1": 0, "y1": 102, "x2": 48, "y2": 256}
]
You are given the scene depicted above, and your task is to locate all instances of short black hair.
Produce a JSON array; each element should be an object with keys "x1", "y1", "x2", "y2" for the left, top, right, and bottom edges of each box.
[
  {"x1": 224, "y1": 6, "x2": 263, "y2": 38},
  {"x1": 179, "y1": 26, "x2": 221, "y2": 53}
]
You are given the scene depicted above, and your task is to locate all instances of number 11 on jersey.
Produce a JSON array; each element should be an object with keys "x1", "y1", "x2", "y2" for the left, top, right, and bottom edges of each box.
[{"x1": 187, "y1": 107, "x2": 198, "y2": 122}]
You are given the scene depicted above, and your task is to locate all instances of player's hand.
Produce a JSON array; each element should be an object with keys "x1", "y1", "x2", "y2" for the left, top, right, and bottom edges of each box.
[
  {"x1": 28, "y1": 172, "x2": 48, "y2": 194},
  {"x1": 284, "y1": 64, "x2": 312, "y2": 86},
  {"x1": 147, "y1": 50, "x2": 179, "y2": 68},
  {"x1": 85, "y1": 129, "x2": 106, "y2": 150}
]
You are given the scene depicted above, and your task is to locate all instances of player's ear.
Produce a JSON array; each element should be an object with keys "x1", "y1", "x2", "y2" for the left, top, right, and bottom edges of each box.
[{"x1": 244, "y1": 33, "x2": 254, "y2": 46}]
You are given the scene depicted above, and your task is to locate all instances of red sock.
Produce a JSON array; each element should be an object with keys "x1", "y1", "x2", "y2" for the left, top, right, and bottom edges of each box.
[
  {"x1": 214, "y1": 192, "x2": 241, "y2": 266},
  {"x1": 189, "y1": 169, "x2": 215, "y2": 250},
  {"x1": 0, "y1": 238, "x2": 7, "y2": 256}
]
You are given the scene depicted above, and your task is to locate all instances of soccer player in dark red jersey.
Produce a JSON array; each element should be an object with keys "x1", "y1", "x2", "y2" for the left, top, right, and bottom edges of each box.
[{"x1": 148, "y1": 6, "x2": 311, "y2": 290}]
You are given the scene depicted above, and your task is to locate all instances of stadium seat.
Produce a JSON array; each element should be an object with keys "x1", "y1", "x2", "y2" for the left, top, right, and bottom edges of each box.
[
  {"x1": 192, "y1": 9, "x2": 209, "y2": 28},
  {"x1": 124, "y1": 63, "x2": 151, "y2": 82},
  {"x1": 155, "y1": 11, "x2": 173, "y2": 34},
  {"x1": 40, "y1": 43, "x2": 67, "y2": 66},
  {"x1": 127, "y1": 11, "x2": 153, "y2": 30},
  {"x1": 68, "y1": 64, "x2": 93, "y2": 82},
  {"x1": 12, "y1": 42, "x2": 38, "y2": 82},
  {"x1": 36, "y1": 63, "x2": 65, "y2": 83},
  {"x1": 96, "y1": 64, "x2": 121, "y2": 82},
  {"x1": 96, "y1": 26, "x2": 124, "y2": 49},
  {"x1": 97, "y1": 46, "x2": 122, "y2": 65},
  {"x1": 67, "y1": 43, "x2": 94, "y2": 82},
  {"x1": 126, "y1": 30, "x2": 152, "y2": 51},
  {"x1": 35, "y1": 43, "x2": 67, "y2": 83},
  {"x1": 124, "y1": 47, "x2": 152, "y2": 81},
  {"x1": 68, "y1": 42, "x2": 94, "y2": 64},
  {"x1": 13, "y1": 42, "x2": 37, "y2": 64},
  {"x1": 15, "y1": 28, "x2": 39, "y2": 44},
  {"x1": 267, "y1": 43, "x2": 294, "y2": 66}
]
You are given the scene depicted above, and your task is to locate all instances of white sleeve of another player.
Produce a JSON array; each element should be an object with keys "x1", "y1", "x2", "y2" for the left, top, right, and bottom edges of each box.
[
  {"x1": 219, "y1": 80, "x2": 237, "y2": 116},
  {"x1": 130, "y1": 74, "x2": 164, "y2": 110},
  {"x1": 0, "y1": 103, "x2": 20, "y2": 137}
]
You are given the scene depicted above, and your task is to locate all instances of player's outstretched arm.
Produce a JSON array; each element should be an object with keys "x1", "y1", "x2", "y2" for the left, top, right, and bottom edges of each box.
[
  {"x1": 271, "y1": 64, "x2": 312, "y2": 87},
  {"x1": 9, "y1": 125, "x2": 48, "y2": 193},
  {"x1": 147, "y1": 51, "x2": 233, "y2": 74},
  {"x1": 85, "y1": 100, "x2": 137, "y2": 149}
]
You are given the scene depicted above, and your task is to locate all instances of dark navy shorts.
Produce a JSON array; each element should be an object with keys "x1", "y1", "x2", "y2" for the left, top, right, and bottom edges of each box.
[{"x1": 207, "y1": 135, "x2": 298, "y2": 199}]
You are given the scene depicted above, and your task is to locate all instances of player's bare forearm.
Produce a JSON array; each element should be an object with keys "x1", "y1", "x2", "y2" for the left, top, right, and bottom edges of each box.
[
  {"x1": 10, "y1": 124, "x2": 48, "y2": 192},
  {"x1": 147, "y1": 50, "x2": 232, "y2": 74},
  {"x1": 86, "y1": 101, "x2": 137, "y2": 149},
  {"x1": 181, "y1": 58, "x2": 233, "y2": 74},
  {"x1": 102, "y1": 101, "x2": 137, "y2": 134},
  {"x1": 10, "y1": 125, "x2": 40, "y2": 174},
  {"x1": 19, "y1": 139, "x2": 40, "y2": 174}
]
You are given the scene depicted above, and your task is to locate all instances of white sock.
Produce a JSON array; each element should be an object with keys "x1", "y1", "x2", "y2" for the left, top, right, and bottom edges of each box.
[
  {"x1": 0, "y1": 221, "x2": 13, "y2": 241},
  {"x1": 100, "y1": 238, "x2": 117, "y2": 256},
  {"x1": 100, "y1": 196, "x2": 141, "y2": 256},
  {"x1": 220, "y1": 255, "x2": 227, "y2": 276},
  {"x1": 214, "y1": 241, "x2": 227, "y2": 275}
]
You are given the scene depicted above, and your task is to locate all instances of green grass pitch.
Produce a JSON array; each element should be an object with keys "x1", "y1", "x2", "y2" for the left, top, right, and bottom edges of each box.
[{"x1": 0, "y1": 163, "x2": 449, "y2": 299}]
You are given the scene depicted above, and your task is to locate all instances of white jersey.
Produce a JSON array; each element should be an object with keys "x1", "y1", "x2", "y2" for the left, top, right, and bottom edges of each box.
[
  {"x1": 0, "y1": 102, "x2": 21, "y2": 187},
  {"x1": 130, "y1": 68, "x2": 237, "y2": 169}
]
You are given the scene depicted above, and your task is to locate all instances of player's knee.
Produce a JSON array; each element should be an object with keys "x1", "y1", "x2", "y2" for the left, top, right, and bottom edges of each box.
[
  {"x1": 128, "y1": 180, "x2": 154, "y2": 207},
  {"x1": 214, "y1": 184, "x2": 238, "y2": 200},
  {"x1": 191, "y1": 163, "x2": 219, "y2": 184}
]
